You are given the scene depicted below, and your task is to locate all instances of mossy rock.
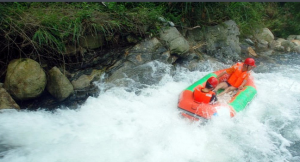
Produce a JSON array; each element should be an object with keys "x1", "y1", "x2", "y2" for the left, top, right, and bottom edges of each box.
[
  {"x1": 47, "y1": 66, "x2": 74, "y2": 101},
  {"x1": 4, "y1": 58, "x2": 46, "y2": 101}
]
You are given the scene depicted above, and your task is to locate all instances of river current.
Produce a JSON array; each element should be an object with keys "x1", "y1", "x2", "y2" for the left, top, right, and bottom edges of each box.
[{"x1": 0, "y1": 53, "x2": 300, "y2": 162}]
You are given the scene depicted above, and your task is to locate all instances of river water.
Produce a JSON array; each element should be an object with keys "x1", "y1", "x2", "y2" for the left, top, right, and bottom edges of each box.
[{"x1": 0, "y1": 53, "x2": 300, "y2": 162}]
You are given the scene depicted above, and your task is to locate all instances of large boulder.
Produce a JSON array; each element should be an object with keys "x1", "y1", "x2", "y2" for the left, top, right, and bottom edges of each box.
[
  {"x1": 204, "y1": 20, "x2": 241, "y2": 63},
  {"x1": 186, "y1": 28, "x2": 205, "y2": 43},
  {"x1": 254, "y1": 28, "x2": 274, "y2": 43},
  {"x1": 126, "y1": 37, "x2": 171, "y2": 65},
  {"x1": 106, "y1": 38, "x2": 174, "y2": 86},
  {"x1": 186, "y1": 28, "x2": 207, "y2": 55},
  {"x1": 106, "y1": 60, "x2": 168, "y2": 86},
  {"x1": 294, "y1": 46, "x2": 300, "y2": 54},
  {"x1": 269, "y1": 38, "x2": 285, "y2": 52},
  {"x1": 0, "y1": 87, "x2": 20, "y2": 110},
  {"x1": 281, "y1": 40, "x2": 297, "y2": 52},
  {"x1": 159, "y1": 27, "x2": 190, "y2": 55},
  {"x1": 71, "y1": 69, "x2": 104, "y2": 90},
  {"x1": 4, "y1": 58, "x2": 47, "y2": 100},
  {"x1": 47, "y1": 67, "x2": 74, "y2": 101},
  {"x1": 253, "y1": 28, "x2": 275, "y2": 52}
]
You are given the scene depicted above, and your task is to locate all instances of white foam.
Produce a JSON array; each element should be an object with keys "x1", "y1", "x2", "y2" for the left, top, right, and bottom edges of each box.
[{"x1": 0, "y1": 58, "x2": 300, "y2": 162}]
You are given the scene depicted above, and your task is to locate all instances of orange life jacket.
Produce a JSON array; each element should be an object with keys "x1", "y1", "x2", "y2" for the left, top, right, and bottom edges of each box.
[
  {"x1": 227, "y1": 62, "x2": 249, "y2": 88},
  {"x1": 193, "y1": 85, "x2": 216, "y2": 104}
]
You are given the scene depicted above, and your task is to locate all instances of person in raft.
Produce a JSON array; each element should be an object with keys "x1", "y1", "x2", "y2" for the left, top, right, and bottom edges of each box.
[
  {"x1": 193, "y1": 77, "x2": 219, "y2": 104},
  {"x1": 214, "y1": 57, "x2": 256, "y2": 96}
]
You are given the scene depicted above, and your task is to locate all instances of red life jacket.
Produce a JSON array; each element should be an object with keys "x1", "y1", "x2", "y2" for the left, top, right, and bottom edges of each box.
[
  {"x1": 193, "y1": 85, "x2": 216, "y2": 104},
  {"x1": 227, "y1": 62, "x2": 250, "y2": 88}
]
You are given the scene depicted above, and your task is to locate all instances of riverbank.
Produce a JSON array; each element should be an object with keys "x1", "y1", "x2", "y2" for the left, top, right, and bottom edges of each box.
[{"x1": 1, "y1": 2, "x2": 300, "y2": 110}]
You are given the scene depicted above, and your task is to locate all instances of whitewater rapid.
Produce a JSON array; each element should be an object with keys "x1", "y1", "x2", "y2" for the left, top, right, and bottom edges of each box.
[{"x1": 0, "y1": 54, "x2": 300, "y2": 162}]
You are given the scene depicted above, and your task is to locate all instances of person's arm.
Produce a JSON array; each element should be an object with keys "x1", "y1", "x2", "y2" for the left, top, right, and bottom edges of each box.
[
  {"x1": 209, "y1": 94, "x2": 218, "y2": 104},
  {"x1": 238, "y1": 79, "x2": 247, "y2": 90},
  {"x1": 216, "y1": 71, "x2": 227, "y2": 80},
  {"x1": 238, "y1": 73, "x2": 250, "y2": 90},
  {"x1": 217, "y1": 65, "x2": 236, "y2": 81}
]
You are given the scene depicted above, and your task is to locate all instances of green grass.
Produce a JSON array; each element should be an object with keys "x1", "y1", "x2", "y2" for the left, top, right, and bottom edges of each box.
[
  {"x1": 0, "y1": 2, "x2": 164, "y2": 64},
  {"x1": 0, "y1": 2, "x2": 299, "y2": 74}
]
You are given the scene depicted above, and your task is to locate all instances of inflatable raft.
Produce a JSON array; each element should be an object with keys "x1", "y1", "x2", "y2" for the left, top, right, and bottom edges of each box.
[{"x1": 177, "y1": 69, "x2": 257, "y2": 121}]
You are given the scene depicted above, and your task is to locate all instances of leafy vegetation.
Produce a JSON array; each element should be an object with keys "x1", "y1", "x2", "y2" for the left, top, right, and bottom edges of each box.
[
  {"x1": 0, "y1": 2, "x2": 299, "y2": 80},
  {"x1": 265, "y1": 2, "x2": 300, "y2": 38},
  {"x1": 0, "y1": 2, "x2": 164, "y2": 77}
]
